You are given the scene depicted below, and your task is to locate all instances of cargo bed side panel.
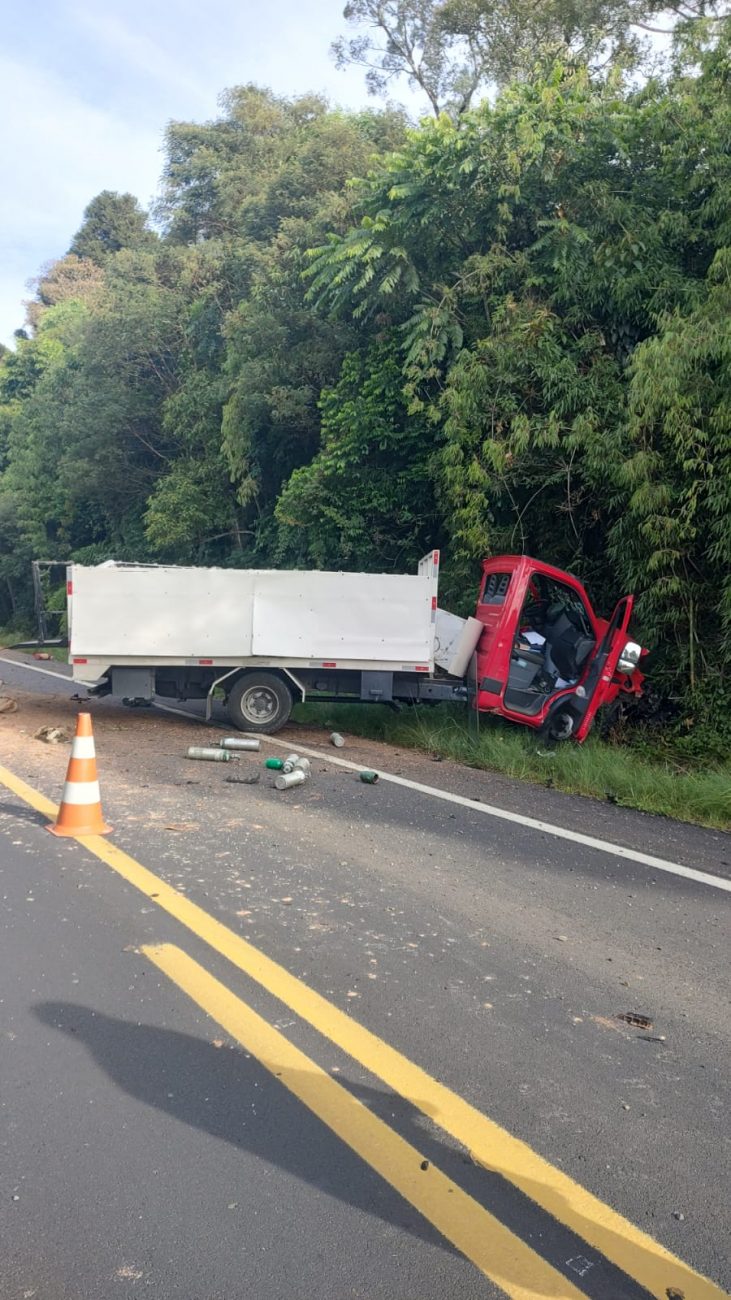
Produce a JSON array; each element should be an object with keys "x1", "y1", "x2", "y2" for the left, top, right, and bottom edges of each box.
[
  {"x1": 251, "y1": 571, "x2": 432, "y2": 664},
  {"x1": 70, "y1": 567, "x2": 256, "y2": 658}
]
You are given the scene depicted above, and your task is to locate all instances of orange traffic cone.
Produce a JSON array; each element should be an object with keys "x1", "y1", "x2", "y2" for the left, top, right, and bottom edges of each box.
[{"x1": 47, "y1": 712, "x2": 112, "y2": 837}]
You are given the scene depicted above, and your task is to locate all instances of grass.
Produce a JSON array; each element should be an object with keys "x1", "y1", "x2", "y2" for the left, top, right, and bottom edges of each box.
[
  {"x1": 0, "y1": 626, "x2": 68, "y2": 664},
  {"x1": 0, "y1": 642, "x2": 68, "y2": 664},
  {"x1": 292, "y1": 700, "x2": 731, "y2": 831}
]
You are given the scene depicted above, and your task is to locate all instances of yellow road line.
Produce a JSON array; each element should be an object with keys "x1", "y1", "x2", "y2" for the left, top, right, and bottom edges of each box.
[
  {"x1": 1, "y1": 762, "x2": 726, "y2": 1300},
  {"x1": 144, "y1": 942, "x2": 585, "y2": 1300}
]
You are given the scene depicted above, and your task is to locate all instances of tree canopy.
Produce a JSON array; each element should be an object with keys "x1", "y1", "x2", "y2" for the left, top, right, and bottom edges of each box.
[
  {"x1": 69, "y1": 191, "x2": 156, "y2": 264},
  {"x1": 332, "y1": 0, "x2": 730, "y2": 114}
]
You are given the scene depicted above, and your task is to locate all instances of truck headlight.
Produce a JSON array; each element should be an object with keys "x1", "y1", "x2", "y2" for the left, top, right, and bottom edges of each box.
[{"x1": 617, "y1": 641, "x2": 642, "y2": 674}]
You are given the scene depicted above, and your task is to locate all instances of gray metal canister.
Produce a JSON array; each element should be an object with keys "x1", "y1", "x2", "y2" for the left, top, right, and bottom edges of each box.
[
  {"x1": 274, "y1": 769, "x2": 306, "y2": 791},
  {"x1": 282, "y1": 753, "x2": 300, "y2": 773},
  {"x1": 220, "y1": 737, "x2": 260, "y2": 751},
  {"x1": 329, "y1": 733, "x2": 345, "y2": 748},
  {"x1": 187, "y1": 747, "x2": 232, "y2": 762},
  {"x1": 293, "y1": 757, "x2": 311, "y2": 776}
]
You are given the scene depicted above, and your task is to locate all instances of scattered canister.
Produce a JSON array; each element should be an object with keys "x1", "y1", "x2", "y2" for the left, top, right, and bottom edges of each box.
[
  {"x1": 220, "y1": 737, "x2": 260, "y2": 751},
  {"x1": 264, "y1": 757, "x2": 284, "y2": 770},
  {"x1": 330, "y1": 732, "x2": 345, "y2": 748},
  {"x1": 282, "y1": 753, "x2": 300, "y2": 773},
  {"x1": 187, "y1": 746, "x2": 231, "y2": 762},
  {"x1": 359, "y1": 770, "x2": 379, "y2": 784},
  {"x1": 293, "y1": 757, "x2": 311, "y2": 776},
  {"x1": 275, "y1": 769, "x2": 306, "y2": 791}
]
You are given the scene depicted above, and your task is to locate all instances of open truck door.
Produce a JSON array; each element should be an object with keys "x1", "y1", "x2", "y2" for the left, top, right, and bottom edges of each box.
[
  {"x1": 472, "y1": 556, "x2": 645, "y2": 742},
  {"x1": 571, "y1": 594, "x2": 645, "y2": 742}
]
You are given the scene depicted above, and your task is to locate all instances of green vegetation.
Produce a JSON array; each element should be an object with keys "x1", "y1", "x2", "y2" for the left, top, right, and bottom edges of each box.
[
  {"x1": 295, "y1": 701, "x2": 731, "y2": 829},
  {"x1": 1, "y1": 4, "x2": 730, "y2": 805}
]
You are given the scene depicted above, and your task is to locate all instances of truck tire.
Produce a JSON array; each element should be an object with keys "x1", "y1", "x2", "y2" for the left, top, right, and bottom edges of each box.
[
  {"x1": 547, "y1": 707, "x2": 576, "y2": 742},
  {"x1": 226, "y1": 673, "x2": 293, "y2": 733}
]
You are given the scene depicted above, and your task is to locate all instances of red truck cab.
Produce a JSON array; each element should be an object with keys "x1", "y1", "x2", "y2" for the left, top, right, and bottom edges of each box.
[{"x1": 473, "y1": 556, "x2": 645, "y2": 741}]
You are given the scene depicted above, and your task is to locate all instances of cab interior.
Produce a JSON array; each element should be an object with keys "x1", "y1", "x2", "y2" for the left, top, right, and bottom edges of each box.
[{"x1": 503, "y1": 574, "x2": 596, "y2": 715}]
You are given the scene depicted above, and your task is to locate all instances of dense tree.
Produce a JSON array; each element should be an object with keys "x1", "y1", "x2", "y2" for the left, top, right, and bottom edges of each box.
[
  {"x1": 70, "y1": 191, "x2": 156, "y2": 264},
  {"x1": 616, "y1": 247, "x2": 731, "y2": 699},
  {"x1": 309, "y1": 31, "x2": 731, "y2": 670},
  {"x1": 275, "y1": 337, "x2": 435, "y2": 568},
  {"x1": 24, "y1": 255, "x2": 105, "y2": 333}
]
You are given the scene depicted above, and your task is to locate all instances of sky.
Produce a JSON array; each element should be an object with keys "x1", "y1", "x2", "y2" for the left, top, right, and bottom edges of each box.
[{"x1": 1, "y1": 0, "x2": 423, "y2": 346}]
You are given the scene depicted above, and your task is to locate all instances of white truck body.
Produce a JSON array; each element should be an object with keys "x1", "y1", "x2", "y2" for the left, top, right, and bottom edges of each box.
[
  {"x1": 64, "y1": 553, "x2": 484, "y2": 729},
  {"x1": 68, "y1": 553, "x2": 483, "y2": 682}
]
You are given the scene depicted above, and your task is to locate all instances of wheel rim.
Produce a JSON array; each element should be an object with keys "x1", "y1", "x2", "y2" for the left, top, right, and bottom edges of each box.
[
  {"x1": 239, "y1": 685, "x2": 279, "y2": 725},
  {"x1": 551, "y1": 710, "x2": 574, "y2": 740}
]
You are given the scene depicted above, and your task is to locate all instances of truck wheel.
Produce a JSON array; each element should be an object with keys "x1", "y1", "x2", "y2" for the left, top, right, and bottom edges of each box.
[
  {"x1": 226, "y1": 673, "x2": 293, "y2": 733},
  {"x1": 547, "y1": 708, "x2": 575, "y2": 742}
]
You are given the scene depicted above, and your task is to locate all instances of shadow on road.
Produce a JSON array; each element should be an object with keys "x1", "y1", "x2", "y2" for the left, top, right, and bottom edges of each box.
[
  {"x1": 32, "y1": 1001, "x2": 669, "y2": 1300},
  {"x1": 34, "y1": 1000, "x2": 459, "y2": 1263},
  {"x1": 0, "y1": 800, "x2": 50, "y2": 827}
]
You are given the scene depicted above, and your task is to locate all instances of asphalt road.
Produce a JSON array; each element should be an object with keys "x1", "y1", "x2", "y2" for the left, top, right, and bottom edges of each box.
[{"x1": 0, "y1": 654, "x2": 729, "y2": 1300}]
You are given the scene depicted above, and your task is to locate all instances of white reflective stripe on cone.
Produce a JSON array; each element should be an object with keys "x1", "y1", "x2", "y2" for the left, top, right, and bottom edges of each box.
[
  {"x1": 71, "y1": 736, "x2": 96, "y2": 760},
  {"x1": 61, "y1": 780, "x2": 101, "y2": 805}
]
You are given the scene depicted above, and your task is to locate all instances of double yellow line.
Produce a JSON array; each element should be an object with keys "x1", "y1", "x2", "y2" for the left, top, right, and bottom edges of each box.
[
  {"x1": 1, "y1": 762, "x2": 726, "y2": 1300},
  {"x1": 144, "y1": 942, "x2": 581, "y2": 1299}
]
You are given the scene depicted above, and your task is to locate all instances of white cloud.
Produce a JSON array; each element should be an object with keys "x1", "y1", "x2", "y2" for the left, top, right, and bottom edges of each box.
[
  {"x1": 69, "y1": 5, "x2": 211, "y2": 108},
  {"x1": 1, "y1": 54, "x2": 162, "y2": 342}
]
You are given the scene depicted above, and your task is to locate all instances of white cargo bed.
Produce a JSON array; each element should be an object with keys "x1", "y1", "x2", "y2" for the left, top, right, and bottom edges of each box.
[{"x1": 69, "y1": 554, "x2": 441, "y2": 676}]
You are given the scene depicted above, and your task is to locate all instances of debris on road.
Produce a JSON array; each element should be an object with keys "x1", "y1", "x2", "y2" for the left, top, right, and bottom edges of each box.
[
  {"x1": 590, "y1": 1015, "x2": 627, "y2": 1035},
  {"x1": 224, "y1": 771, "x2": 261, "y2": 785},
  {"x1": 115, "y1": 1266, "x2": 143, "y2": 1282},
  {"x1": 566, "y1": 1257, "x2": 595, "y2": 1279},
  {"x1": 359, "y1": 770, "x2": 379, "y2": 784},
  {"x1": 33, "y1": 651, "x2": 52, "y2": 660},
  {"x1": 220, "y1": 737, "x2": 260, "y2": 751},
  {"x1": 282, "y1": 753, "x2": 301, "y2": 772},
  {"x1": 0, "y1": 696, "x2": 18, "y2": 714},
  {"x1": 33, "y1": 725, "x2": 70, "y2": 744},
  {"x1": 616, "y1": 1012, "x2": 653, "y2": 1029},
  {"x1": 264, "y1": 757, "x2": 284, "y2": 770},
  {"x1": 293, "y1": 757, "x2": 311, "y2": 776},
  {"x1": 275, "y1": 769, "x2": 307, "y2": 790},
  {"x1": 186, "y1": 746, "x2": 232, "y2": 762},
  {"x1": 330, "y1": 732, "x2": 345, "y2": 748},
  {"x1": 164, "y1": 822, "x2": 199, "y2": 832}
]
